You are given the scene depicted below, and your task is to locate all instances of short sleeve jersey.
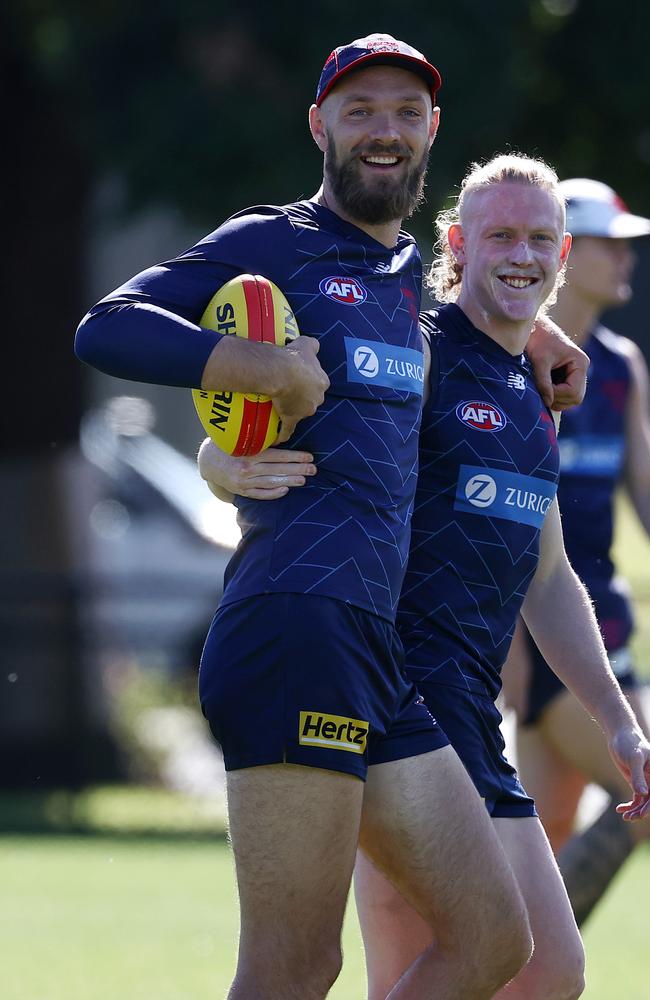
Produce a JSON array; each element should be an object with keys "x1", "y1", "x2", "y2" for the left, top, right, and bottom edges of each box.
[
  {"x1": 396, "y1": 304, "x2": 560, "y2": 699},
  {"x1": 556, "y1": 325, "x2": 634, "y2": 649},
  {"x1": 173, "y1": 202, "x2": 424, "y2": 621}
]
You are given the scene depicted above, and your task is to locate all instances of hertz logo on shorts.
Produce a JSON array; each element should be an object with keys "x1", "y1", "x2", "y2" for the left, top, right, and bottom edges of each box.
[{"x1": 299, "y1": 712, "x2": 369, "y2": 754}]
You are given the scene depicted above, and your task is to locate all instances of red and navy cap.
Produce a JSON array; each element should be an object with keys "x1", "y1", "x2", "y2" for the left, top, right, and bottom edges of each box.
[{"x1": 315, "y1": 33, "x2": 442, "y2": 107}]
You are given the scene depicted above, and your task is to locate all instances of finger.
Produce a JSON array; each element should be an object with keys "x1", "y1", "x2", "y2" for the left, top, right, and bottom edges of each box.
[
  {"x1": 254, "y1": 460, "x2": 315, "y2": 475},
  {"x1": 275, "y1": 418, "x2": 298, "y2": 444},
  {"x1": 630, "y1": 751, "x2": 649, "y2": 797},
  {"x1": 537, "y1": 375, "x2": 554, "y2": 409},
  {"x1": 247, "y1": 475, "x2": 306, "y2": 489},
  {"x1": 616, "y1": 792, "x2": 649, "y2": 820},
  {"x1": 255, "y1": 463, "x2": 315, "y2": 478},
  {"x1": 265, "y1": 450, "x2": 314, "y2": 464},
  {"x1": 553, "y1": 363, "x2": 587, "y2": 408},
  {"x1": 247, "y1": 486, "x2": 289, "y2": 500},
  {"x1": 620, "y1": 800, "x2": 649, "y2": 822},
  {"x1": 295, "y1": 335, "x2": 319, "y2": 355}
]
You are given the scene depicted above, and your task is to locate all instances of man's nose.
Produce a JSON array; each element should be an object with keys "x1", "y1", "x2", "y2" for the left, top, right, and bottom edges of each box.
[
  {"x1": 510, "y1": 240, "x2": 533, "y2": 264},
  {"x1": 369, "y1": 113, "x2": 401, "y2": 142}
]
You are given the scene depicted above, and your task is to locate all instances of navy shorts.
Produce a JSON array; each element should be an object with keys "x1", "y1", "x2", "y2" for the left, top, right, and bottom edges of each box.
[
  {"x1": 522, "y1": 628, "x2": 639, "y2": 726},
  {"x1": 411, "y1": 674, "x2": 536, "y2": 818},
  {"x1": 199, "y1": 593, "x2": 449, "y2": 780}
]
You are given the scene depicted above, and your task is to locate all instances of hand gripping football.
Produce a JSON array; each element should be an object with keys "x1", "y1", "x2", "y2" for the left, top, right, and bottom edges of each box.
[{"x1": 192, "y1": 274, "x2": 299, "y2": 455}]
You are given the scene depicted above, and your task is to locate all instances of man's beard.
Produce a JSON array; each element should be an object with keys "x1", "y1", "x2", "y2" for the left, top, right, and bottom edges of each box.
[{"x1": 324, "y1": 131, "x2": 430, "y2": 226}]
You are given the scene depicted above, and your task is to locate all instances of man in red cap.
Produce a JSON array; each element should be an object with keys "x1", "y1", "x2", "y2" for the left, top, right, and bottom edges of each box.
[{"x1": 76, "y1": 34, "x2": 588, "y2": 999}]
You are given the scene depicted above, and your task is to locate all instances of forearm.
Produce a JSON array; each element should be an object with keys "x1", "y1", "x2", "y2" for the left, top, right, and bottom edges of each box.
[
  {"x1": 201, "y1": 335, "x2": 303, "y2": 394},
  {"x1": 521, "y1": 564, "x2": 640, "y2": 739}
]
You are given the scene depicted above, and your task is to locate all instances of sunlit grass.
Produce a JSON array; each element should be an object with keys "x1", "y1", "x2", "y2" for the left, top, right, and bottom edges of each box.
[
  {"x1": 613, "y1": 492, "x2": 650, "y2": 678},
  {"x1": 1, "y1": 833, "x2": 648, "y2": 999}
]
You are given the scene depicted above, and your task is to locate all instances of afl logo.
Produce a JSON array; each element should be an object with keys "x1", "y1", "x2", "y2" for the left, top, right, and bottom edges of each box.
[
  {"x1": 353, "y1": 346, "x2": 380, "y2": 378},
  {"x1": 465, "y1": 474, "x2": 497, "y2": 508},
  {"x1": 456, "y1": 400, "x2": 507, "y2": 432},
  {"x1": 319, "y1": 276, "x2": 368, "y2": 305}
]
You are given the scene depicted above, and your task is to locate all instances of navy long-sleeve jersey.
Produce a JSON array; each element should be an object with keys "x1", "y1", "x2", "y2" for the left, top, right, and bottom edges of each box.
[{"x1": 76, "y1": 201, "x2": 425, "y2": 622}]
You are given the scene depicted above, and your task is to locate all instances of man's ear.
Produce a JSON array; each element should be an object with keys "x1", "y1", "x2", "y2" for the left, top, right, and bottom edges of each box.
[
  {"x1": 558, "y1": 232, "x2": 572, "y2": 270},
  {"x1": 429, "y1": 106, "x2": 441, "y2": 146},
  {"x1": 309, "y1": 104, "x2": 328, "y2": 153},
  {"x1": 448, "y1": 223, "x2": 466, "y2": 263}
]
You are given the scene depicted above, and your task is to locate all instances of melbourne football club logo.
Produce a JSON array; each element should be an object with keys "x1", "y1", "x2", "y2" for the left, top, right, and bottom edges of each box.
[
  {"x1": 353, "y1": 345, "x2": 380, "y2": 378},
  {"x1": 465, "y1": 473, "x2": 497, "y2": 508},
  {"x1": 319, "y1": 276, "x2": 368, "y2": 305},
  {"x1": 456, "y1": 400, "x2": 507, "y2": 432}
]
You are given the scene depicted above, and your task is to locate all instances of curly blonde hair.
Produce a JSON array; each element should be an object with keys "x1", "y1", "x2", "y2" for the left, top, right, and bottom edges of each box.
[{"x1": 427, "y1": 153, "x2": 566, "y2": 306}]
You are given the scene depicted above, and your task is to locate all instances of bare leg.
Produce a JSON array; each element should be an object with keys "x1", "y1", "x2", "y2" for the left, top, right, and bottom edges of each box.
[
  {"x1": 524, "y1": 689, "x2": 650, "y2": 924},
  {"x1": 492, "y1": 817, "x2": 585, "y2": 999},
  {"x1": 516, "y1": 720, "x2": 586, "y2": 852},
  {"x1": 557, "y1": 800, "x2": 634, "y2": 926},
  {"x1": 226, "y1": 763, "x2": 363, "y2": 1000},
  {"x1": 360, "y1": 747, "x2": 532, "y2": 1000},
  {"x1": 354, "y1": 851, "x2": 432, "y2": 1000},
  {"x1": 355, "y1": 813, "x2": 584, "y2": 1000}
]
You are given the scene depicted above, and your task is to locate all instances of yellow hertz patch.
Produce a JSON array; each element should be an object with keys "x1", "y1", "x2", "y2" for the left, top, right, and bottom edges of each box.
[{"x1": 299, "y1": 712, "x2": 369, "y2": 755}]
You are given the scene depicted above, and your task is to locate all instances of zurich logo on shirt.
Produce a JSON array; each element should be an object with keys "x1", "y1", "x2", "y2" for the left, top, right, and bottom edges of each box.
[
  {"x1": 455, "y1": 465, "x2": 557, "y2": 528},
  {"x1": 353, "y1": 346, "x2": 380, "y2": 378},
  {"x1": 345, "y1": 338, "x2": 424, "y2": 394},
  {"x1": 320, "y1": 275, "x2": 368, "y2": 305}
]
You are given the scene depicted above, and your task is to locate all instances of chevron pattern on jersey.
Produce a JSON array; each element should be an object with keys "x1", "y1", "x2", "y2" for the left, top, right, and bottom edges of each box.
[{"x1": 397, "y1": 305, "x2": 560, "y2": 699}]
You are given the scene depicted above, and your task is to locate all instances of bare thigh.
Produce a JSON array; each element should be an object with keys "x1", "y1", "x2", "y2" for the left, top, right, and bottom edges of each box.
[
  {"x1": 492, "y1": 817, "x2": 585, "y2": 999},
  {"x1": 360, "y1": 747, "x2": 530, "y2": 983},
  {"x1": 356, "y1": 814, "x2": 584, "y2": 1000},
  {"x1": 226, "y1": 763, "x2": 363, "y2": 994},
  {"x1": 516, "y1": 718, "x2": 587, "y2": 851}
]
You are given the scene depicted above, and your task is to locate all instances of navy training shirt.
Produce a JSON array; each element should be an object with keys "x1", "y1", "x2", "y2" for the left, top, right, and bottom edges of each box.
[
  {"x1": 77, "y1": 202, "x2": 425, "y2": 621},
  {"x1": 555, "y1": 325, "x2": 634, "y2": 650},
  {"x1": 397, "y1": 304, "x2": 560, "y2": 700}
]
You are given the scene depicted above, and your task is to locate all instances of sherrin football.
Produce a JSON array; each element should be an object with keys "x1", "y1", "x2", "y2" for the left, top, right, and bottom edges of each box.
[{"x1": 192, "y1": 274, "x2": 299, "y2": 455}]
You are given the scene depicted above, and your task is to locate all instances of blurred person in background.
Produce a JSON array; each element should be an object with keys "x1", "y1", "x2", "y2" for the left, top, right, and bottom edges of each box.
[{"x1": 501, "y1": 178, "x2": 650, "y2": 927}]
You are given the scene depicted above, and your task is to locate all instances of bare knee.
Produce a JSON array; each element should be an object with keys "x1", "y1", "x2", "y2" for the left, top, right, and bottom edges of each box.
[
  {"x1": 444, "y1": 897, "x2": 533, "y2": 995},
  {"x1": 235, "y1": 937, "x2": 343, "y2": 999},
  {"x1": 513, "y1": 934, "x2": 585, "y2": 1000},
  {"x1": 488, "y1": 909, "x2": 534, "y2": 992}
]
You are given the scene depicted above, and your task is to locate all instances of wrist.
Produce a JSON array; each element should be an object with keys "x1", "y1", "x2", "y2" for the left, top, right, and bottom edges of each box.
[{"x1": 598, "y1": 688, "x2": 640, "y2": 740}]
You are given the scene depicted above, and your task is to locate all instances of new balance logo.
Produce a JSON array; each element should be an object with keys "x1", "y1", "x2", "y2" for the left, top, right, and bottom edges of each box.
[{"x1": 507, "y1": 372, "x2": 526, "y2": 391}]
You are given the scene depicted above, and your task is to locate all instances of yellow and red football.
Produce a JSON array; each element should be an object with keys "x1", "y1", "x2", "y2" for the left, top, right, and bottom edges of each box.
[{"x1": 192, "y1": 274, "x2": 299, "y2": 455}]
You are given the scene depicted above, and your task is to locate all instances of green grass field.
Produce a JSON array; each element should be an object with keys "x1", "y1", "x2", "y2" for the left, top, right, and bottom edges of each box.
[
  {"x1": 1, "y1": 833, "x2": 648, "y2": 1000},
  {"x1": 2, "y1": 494, "x2": 648, "y2": 999}
]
